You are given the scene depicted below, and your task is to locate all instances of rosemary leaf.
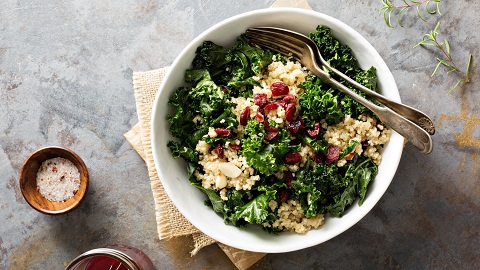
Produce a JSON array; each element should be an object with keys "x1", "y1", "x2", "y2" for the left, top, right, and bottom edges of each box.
[
  {"x1": 415, "y1": 23, "x2": 473, "y2": 91},
  {"x1": 381, "y1": 0, "x2": 441, "y2": 28}
]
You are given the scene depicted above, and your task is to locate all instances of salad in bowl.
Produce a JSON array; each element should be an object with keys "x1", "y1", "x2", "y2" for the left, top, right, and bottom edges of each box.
[{"x1": 151, "y1": 8, "x2": 403, "y2": 253}]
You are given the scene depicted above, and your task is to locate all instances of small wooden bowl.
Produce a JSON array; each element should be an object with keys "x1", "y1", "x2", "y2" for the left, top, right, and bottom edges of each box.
[{"x1": 19, "y1": 146, "x2": 89, "y2": 215}]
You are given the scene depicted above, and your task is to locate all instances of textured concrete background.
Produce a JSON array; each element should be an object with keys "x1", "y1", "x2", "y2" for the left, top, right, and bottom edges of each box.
[{"x1": 1, "y1": 0, "x2": 479, "y2": 269}]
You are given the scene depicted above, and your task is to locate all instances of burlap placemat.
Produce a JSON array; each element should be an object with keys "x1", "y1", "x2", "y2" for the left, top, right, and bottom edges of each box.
[{"x1": 124, "y1": 2, "x2": 312, "y2": 269}]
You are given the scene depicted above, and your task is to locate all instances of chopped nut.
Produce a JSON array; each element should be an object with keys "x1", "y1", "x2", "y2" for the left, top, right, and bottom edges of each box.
[{"x1": 217, "y1": 162, "x2": 242, "y2": 178}]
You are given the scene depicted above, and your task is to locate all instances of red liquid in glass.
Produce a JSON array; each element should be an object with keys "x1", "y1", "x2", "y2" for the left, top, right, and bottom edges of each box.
[{"x1": 85, "y1": 256, "x2": 129, "y2": 270}]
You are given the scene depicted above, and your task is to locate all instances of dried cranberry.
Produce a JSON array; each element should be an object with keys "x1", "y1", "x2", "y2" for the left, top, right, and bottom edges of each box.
[
  {"x1": 314, "y1": 153, "x2": 324, "y2": 164},
  {"x1": 253, "y1": 93, "x2": 268, "y2": 107},
  {"x1": 307, "y1": 122, "x2": 321, "y2": 138},
  {"x1": 307, "y1": 129, "x2": 317, "y2": 138},
  {"x1": 229, "y1": 144, "x2": 242, "y2": 151},
  {"x1": 222, "y1": 87, "x2": 228, "y2": 93},
  {"x1": 264, "y1": 121, "x2": 279, "y2": 141},
  {"x1": 287, "y1": 117, "x2": 305, "y2": 134},
  {"x1": 240, "y1": 106, "x2": 250, "y2": 126},
  {"x1": 277, "y1": 188, "x2": 290, "y2": 203},
  {"x1": 283, "y1": 94, "x2": 297, "y2": 103},
  {"x1": 264, "y1": 103, "x2": 279, "y2": 111},
  {"x1": 325, "y1": 146, "x2": 340, "y2": 165},
  {"x1": 214, "y1": 128, "x2": 231, "y2": 137},
  {"x1": 362, "y1": 140, "x2": 370, "y2": 147},
  {"x1": 284, "y1": 152, "x2": 302, "y2": 164},
  {"x1": 284, "y1": 171, "x2": 293, "y2": 189},
  {"x1": 256, "y1": 111, "x2": 264, "y2": 122},
  {"x1": 289, "y1": 139, "x2": 299, "y2": 145},
  {"x1": 276, "y1": 99, "x2": 288, "y2": 110},
  {"x1": 265, "y1": 130, "x2": 278, "y2": 140},
  {"x1": 270, "y1": 82, "x2": 289, "y2": 97},
  {"x1": 264, "y1": 120, "x2": 272, "y2": 129},
  {"x1": 214, "y1": 144, "x2": 224, "y2": 159},
  {"x1": 285, "y1": 103, "x2": 296, "y2": 122}
]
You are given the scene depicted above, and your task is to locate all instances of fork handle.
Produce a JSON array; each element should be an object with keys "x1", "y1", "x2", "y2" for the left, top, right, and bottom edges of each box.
[
  {"x1": 323, "y1": 63, "x2": 435, "y2": 135},
  {"x1": 314, "y1": 68, "x2": 433, "y2": 154}
]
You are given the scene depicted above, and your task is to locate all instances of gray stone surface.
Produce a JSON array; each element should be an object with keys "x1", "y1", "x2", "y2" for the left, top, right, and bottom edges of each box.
[{"x1": 1, "y1": 0, "x2": 479, "y2": 269}]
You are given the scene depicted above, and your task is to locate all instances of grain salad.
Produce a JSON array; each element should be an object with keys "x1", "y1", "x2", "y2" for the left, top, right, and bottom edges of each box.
[
  {"x1": 167, "y1": 26, "x2": 391, "y2": 234},
  {"x1": 36, "y1": 157, "x2": 81, "y2": 202}
]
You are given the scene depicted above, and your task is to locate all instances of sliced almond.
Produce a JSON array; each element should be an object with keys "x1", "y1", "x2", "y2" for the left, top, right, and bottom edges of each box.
[
  {"x1": 217, "y1": 162, "x2": 242, "y2": 178},
  {"x1": 215, "y1": 175, "x2": 227, "y2": 190}
]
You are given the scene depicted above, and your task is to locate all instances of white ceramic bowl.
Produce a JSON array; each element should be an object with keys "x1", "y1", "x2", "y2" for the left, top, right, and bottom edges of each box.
[{"x1": 151, "y1": 8, "x2": 404, "y2": 253}]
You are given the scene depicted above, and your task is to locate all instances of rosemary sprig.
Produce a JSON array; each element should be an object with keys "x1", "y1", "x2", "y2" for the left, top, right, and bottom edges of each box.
[
  {"x1": 414, "y1": 22, "x2": 473, "y2": 92},
  {"x1": 381, "y1": 0, "x2": 441, "y2": 28}
]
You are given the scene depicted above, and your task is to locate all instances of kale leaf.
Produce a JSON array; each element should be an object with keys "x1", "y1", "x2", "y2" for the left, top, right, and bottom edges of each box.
[
  {"x1": 240, "y1": 120, "x2": 281, "y2": 176},
  {"x1": 229, "y1": 187, "x2": 277, "y2": 226},
  {"x1": 309, "y1": 26, "x2": 360, "y2": 77},
  {"x1": 326, "y1": 156, "x2": 378, "y2": 217},
  {"x1": 167, "y1": 141, "x2": 199, "y2": 162},
  {"x1": 339, "y1": 140, "x2": 359, "y2": 159},
  {"x1": 232, "y1": 34, "x2": 274, "y2": 75},
  {"x1": 298, "y1": 75, "x2": 344, "y2": 126},
  {"x1": 191, "y1": 182, "x2": 226, "y2": 217},
  {"x1": 308, "y1": 25, "x2": 380, "y2": 120},
  {"x1": 192, "y1": 41, "x2": 233, "y2": 77},
  {"x1": 268, "y1": 123, "x2": 301, "y2": 158},
  {"x1": 301, "y1": 134, "x2": 328, "y2": 155},
  {"x1": 191, "y1": 36, "x2": 273, "y2": 90},
  {"x1": 185, "y1": 69, "x2": 228, "y2": 122},
  {"x1": 167, "y1": 86, "x2": 196, "y2": 141}
]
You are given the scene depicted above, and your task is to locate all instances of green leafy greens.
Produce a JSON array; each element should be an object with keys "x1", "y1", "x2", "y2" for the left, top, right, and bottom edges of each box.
[{"x1": 166, "y1": 26, "x2": 384, "y2": 233}]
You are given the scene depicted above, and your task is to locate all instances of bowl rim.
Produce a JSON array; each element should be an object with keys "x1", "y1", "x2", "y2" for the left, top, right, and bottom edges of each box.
[
  {"x1": 19, "y1": 145, "x2": 89, "y2": 215},
  {"x1": 151, "y1": 7, "x2": 404, "y2": 253}
]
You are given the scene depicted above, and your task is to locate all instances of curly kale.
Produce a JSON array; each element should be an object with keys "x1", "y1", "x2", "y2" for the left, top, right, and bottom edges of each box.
[
  {"x1": 298, "y1": 75, "x2": 344, "y2": 126},
  {"x1": 292, "y1": 155, "x2": 377, "y2": 218},
  {"x1": 326, "y1": 156, "x2": 378, "y2": 216},
  {"x1": 168, "y1": 37, "x2": 270, "y2": 161},
  {"x1": 306, "y1": 25, "x2": 380, "y2": 121},
  {"x1": 232, "y1": 34, "x2": 274, "y2": 75},
  {"x1": 240, "y1": 120, "x2": 280, "y2": 176},
  {"x1": 167, "y1": 25, "x2": 382, "y2": 232},
  {"x1": 229, "y1": 187, "x2": 277, "y2": 226},
  {"x1": 309, "y1": 25, "x2": 362, "y2": 78},
  {"x1": 190, "y1": 35, "x2": 274, "y2": 90}
]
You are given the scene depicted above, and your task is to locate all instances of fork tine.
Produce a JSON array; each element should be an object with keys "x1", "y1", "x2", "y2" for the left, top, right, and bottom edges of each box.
[
  {"x1": 246, "y1": 34, "x2": 303, "y2": 59},
  {"x1": 246, "y1": 29, "x2": 304, "y2": 50},
  {"x1": 246, "y1": 28, "x2": 306, "y2": 48},
  {"x1": 249, "y1": 39, "x2": 300, "y2": 59},
  {"x1": 253, "y1": 27, "x2": 314, "y2": 46},
  {"x1": 249, "y1": 27, "x2": 327, "y2": 64},
  {"x1": 245, "y1": 29, "x2": 306, "y2": 59}
]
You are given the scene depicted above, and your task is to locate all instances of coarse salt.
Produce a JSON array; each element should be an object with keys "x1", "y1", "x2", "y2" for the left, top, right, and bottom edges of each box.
[{"x1": 36, "y1": 157, "x2": 81, "y2": 202}]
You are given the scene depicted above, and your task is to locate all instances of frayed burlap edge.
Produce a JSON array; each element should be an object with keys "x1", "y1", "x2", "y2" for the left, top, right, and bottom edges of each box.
[{"x1": 132, "y1": 68, "x2": 200, "y2": 239}]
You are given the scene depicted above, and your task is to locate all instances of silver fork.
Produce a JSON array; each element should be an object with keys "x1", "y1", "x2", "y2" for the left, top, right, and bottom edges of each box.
[
  {"x1": 247, "y1": 27, "x2": 435, "y2": 136},
  {"x1": 245, "y1": 27, "x2": 433, "y2": 154}
]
